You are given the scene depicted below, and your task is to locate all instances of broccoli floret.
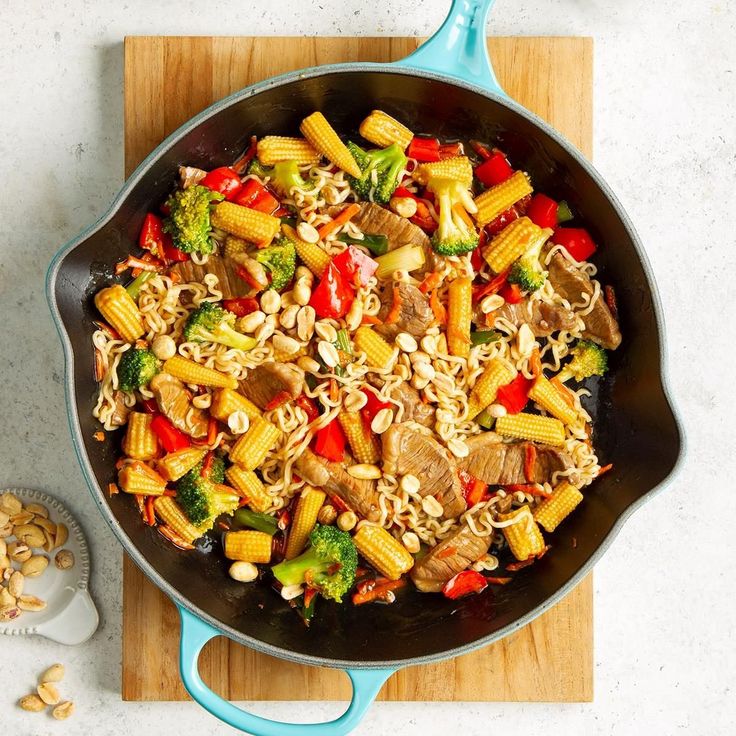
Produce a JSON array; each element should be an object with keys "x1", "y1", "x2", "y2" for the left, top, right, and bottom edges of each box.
[
  {"x1": 507, "y1": 236, "x2": 548, "y2": 292},
  {"x1": 558, "y1": 340, "x2": 608, "y2": 383},
  {"x1": 163, "y1": 184, "x2": 223, "y2": 255},
  {"x1": 254, "y1": 237, "x2": 296, "y2": 291},
  {"x1": 271, "y1": 524, "x2": 358, "y2": 602},
  {"x1": 346, "y1": 142, "x2": 407, "y2": 204},
  {"x1": 246, "y1": 158, "x2": 314, "y2": 197},
  {"x1": 117, "y1": 348, "x2": 160, "y2": 391},
  {"x1": 176, "y1": 460, "x2": 238, "y2": 529},
  {"x1": 428, "y1": 177, "x2": 480, "y2": 257},
  {"x1": 183, "y1": 302, "x2": 257, "y2": 351}
]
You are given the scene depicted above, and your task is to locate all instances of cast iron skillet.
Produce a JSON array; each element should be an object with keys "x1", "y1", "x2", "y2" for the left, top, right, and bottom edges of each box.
[{"x1": 46, "y1": 1, "x2": 684, "y2": 733}]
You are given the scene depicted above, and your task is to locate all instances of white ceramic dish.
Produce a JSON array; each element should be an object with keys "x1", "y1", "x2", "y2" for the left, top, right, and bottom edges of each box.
[{"x1": 0, "y1": 488, "x2": 98, "y2": 645}]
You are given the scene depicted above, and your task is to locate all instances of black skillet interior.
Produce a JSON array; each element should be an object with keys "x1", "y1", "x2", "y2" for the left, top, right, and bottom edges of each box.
[{"x1": 53, "y1": 70, "x2": 681, "y2": 665}]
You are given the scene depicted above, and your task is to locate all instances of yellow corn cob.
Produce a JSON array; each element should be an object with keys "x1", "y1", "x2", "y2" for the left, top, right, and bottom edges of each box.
[
  {"x1": 467, "y1": 358, "x2": 517, "y2": 418},
  {"x1": 359, "y1": 110, "x2": 413, "y2": 150},
  {"x1": 353, "y1": 524, "x2": 414, "y2": 580},
  {"x1": 153, "y1": 496, "x2": 202, "y2": 545},
  {"x1": 282, "y1": 223, "x2": 330, "y2": 277},
  {"x1": 447, "y1": 277, "x2": 473, "y2": 358},
  {"x1": 163, "y1": 356, "x2": 238, "y2": 389},
  {"x1": 223, "y1": 235, "x2": 249, "y2": 259},
  {"x1": 273, "y1": 343, "x2": 306, "y2": 363},
  {"x1": 300, "y1": 112, "x2": 361, "y2": 178},
  {"x1": 354, "y1": 326, "x2": 395, "y2": 369},
  {"x1": 157, "y1": 447, "x2": 207, "y2": 482},
  {"x1": 533, "y1": 481, "x2": 584, "y2": 533},
  {"x1": 211, "y1": 201, "x2": 280, "y2": 246},
  {"x1": 223, "y1": 530, "x2": 272, "y2": 563},
  {"x1": 483, "y1": 217, "x2": 552, "y2": 274},
  {"x1": 413, "y1": 156, "x2": 473, "y2": 188},
  {"x1": 528, "y1": 376, "x2": 580, "y2": 427},
  {"x1": 229, "y1": 416, "x2": 281, "y2": 470},
  {"x1": 284, "y1": 486, "x2": 327, "y2": 559},
  {"x1": 121, "y1": 412, "x2": 159, "y2": 461},
  {"x1": 256, "y1": 136, "x2": 321, "y2": 166},
  {"x1": 209, "y1": 388, "x2": 261, "y2": 423},
  {"x1": 499, "y1": 505, "x2": 545, "y2": 561},
  {"x1": 339, "y1": 412, "x2": 380, "y2": 464},
  {"x1": 495, "y1": 412, "x2": 566, "y2": 447},
  {"x1": 225, "y1": 465, "x2": 272, "y2": 513},
  {"x1": 94, "y1": 285, "x2": 145, "y2": 343},
  {"x1": 118, "y1": 462, "x2": 167, "y2": 496},
  {"x1": 474, "y1": 170, "x2": 533, "y2": 226}
]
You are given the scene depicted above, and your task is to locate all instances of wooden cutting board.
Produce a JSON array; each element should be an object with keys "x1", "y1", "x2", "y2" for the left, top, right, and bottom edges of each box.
[{"x1": 122, "y1": 35, "x2": 594, "y2": 703}]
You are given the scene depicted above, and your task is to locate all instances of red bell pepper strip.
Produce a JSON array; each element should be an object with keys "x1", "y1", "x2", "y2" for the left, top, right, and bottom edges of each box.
[
  {"x1": 605, "y1": 285, "x2": 618, "y2": 321},
  {"x1": 332, "y1": 245, "x2": 378, "y2": 287},
  {"x1": 161, "y1": 238, "x2": 189, "y2": 262},
  {"x1": 469, "y1": 140, "x2": 494, "y2": 160},
  {"x1": 475, "y1": 151, "x2": 513, "y2": 187},
  {"x1": 496, "y1": 373, "x2": 534, "y2": 414},
  {"x1": 235, "y1": 265, "x2": 266, "y2": 291},
  {"x1": 458, "y1": 469, "x2": 488, "y2": 507},
  {"x1": 485, "y1": 206, "x2": 520, "y2": 237},
  {"x1": 499, "y1": 281, "x2": 523, "y2": 304},
  {"x1": 232, "y1": 136, "x2": 258, "y2": 175},
  {"x1": 526, "y1": 194, "x2": 559, "y2": 229},
  {"x1": 295, "y1": 395, "x2": 320, "y2": 423},
  {"x1": 553, "y1": 227, "x2": 597, "y2": 262},
  {"x1": 411, "y1": 199, "x2": 437, "y2": 233},
  {"x1": 360, "y1": 389, "x2": 392, "y2": 428},
  {"x1": 201, "y1": 451, "x2": 214, "y2": 478},
  {"x1": 222, "y1": 297, "x2": 259, "y2": 318},
  {"x1": 309, "y1": 262, "x2": 355, "y2": 320},
  {"x1": 139, "y1": 213, "x2": 167, "y2": 257},
  {"x1": 470, "y1": 229, "x2": 488, "y2": 272},
  {"x1": 150, "y1": 415, "x2": 191, "y2": 453},
  {"x1": 200, "y1": 167, "x2": 243, "y2": 201},
  {"x1": 472, "y1": 268, "x2": 511, "y2": 303},
  {"x1": 406, "y1": 137, "x2": 441, "y2": 162},
  {"x1": 264, "y1": 391, "x2": 292, "y2": 411},
  {"x1": 233, "y1": 179, "x2": 280, "y2": 214},
  {"x1": 393, "y1": 185, "x2": 418, "y2": 201},
  {"x1": 523, "y1": 443, "x2": 537, "y2": 483},
  {"x1": 313, "y1": 418, "x2": 346, "y2": 462},
  {"x1": 438, "y1": 142, "x2": 463, "y2": 159},
  {"x1": 442, "y1": 570, "x2": 489, "y2": 600}
]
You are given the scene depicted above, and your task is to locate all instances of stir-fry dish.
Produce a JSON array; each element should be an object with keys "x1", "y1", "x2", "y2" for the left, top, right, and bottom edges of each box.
[{"x1": 92, "y1": 109, "x2": 621, "y2": 620}]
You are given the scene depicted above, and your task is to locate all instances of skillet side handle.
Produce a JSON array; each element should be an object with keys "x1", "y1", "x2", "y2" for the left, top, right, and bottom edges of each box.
[
  {"x1": 178, "y1": 605, "x2": 395, "y2": 736},
  {"x1": 395, "y1": 0, "x2": 505, "y2": 96}
]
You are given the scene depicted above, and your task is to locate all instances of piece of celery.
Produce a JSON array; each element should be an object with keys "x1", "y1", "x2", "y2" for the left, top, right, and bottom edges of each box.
[{"x1": 374, "y1": 243, "x2": 425, "y2": 279}]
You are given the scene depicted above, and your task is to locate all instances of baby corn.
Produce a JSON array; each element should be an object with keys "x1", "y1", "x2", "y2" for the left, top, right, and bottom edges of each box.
[
  {"x1": 94, "y1": 285, "x2": 145, "y2": 343},
  {"x1": 256, "y1": 136, "x2": 320, "y2": 166},
  {"x1": 210, "y1": 201, "x2": 280, "y2": 246},
  {"x1": 339, "y1": 412, "x2": 380, "y2": 464},
  {"x1": 495, "y1": 412, "x2": 566, "y2": 447},
  {"x1": 474, "y1": 170, "x2": 533, "y2": 226},
  {"x1": 122, "y1": 412, "x2": 159, "y2": 461},
  {"x1": 468, "y1": 359, "x2": 516, "y2": 418},
  {"x1": 157, "y1": 447, "x2": 207, "y2": 482},
  {"x1": 300, "y1": 112, "x2": 361, "y2": 178},
  {"x1": 163, "y1": 356, "x2": 238, "y2": 389},
  {"x1": 209, "y1": 388, "x2": 261, "y2": 423},
  {"x1": 353, "y1": 524, "x2": 414, "y2": 580},
  {"x1": 154, "y1": 496, "x2": 202, "y2": 545},
  {"x1": 528, "y1": 375, "x2": 580, "y2": 427},
  {"x1": 447, "y1": 277, "x2": 472, "y2": 358},
  {"x1": 118, "y1": 461, "x2": 167, "y2": 496},
  {"x1": 224, "y1": 530, "x2": 272, "y2": 563},
  {"x1": 284, "y1": 487, "x2": 326, "y2": 560},
  {"x1": 359, "y1": 110, "x2": 413, "y2": 150},
  {"x1": 229, "y1": 416, "x2": 281, "y2": 470},
  {"x1": 225, "y1": 465, "x2": 272, "y2": 513},
  {"x1": 414, "y1": 156, "x2": 473, "y2": 188},
  {"x1": 499, "y1": 506, "x2": 545, "y2": 561},
  {"x1": 533, "y1": 481, "x2": 583, "y2": 532},
  {"x1": 354, "y1": 326, "x2": 395, "y2": 369},
  {"x1": 484, "y1": 217, "x2": 552, "y2": 275}
]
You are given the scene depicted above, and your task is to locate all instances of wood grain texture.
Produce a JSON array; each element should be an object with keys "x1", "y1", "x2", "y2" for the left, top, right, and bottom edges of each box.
[{"x1": 122, "y1": 35, "x2": 594, "y2": 703}]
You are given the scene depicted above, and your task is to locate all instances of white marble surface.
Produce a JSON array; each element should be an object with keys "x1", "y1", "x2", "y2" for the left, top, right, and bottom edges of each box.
[{"x1": 1, "y1": 0, "x2": 734, "y2": 733}]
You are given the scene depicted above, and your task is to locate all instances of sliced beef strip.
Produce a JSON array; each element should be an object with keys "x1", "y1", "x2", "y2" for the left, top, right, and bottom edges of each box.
[
  {"x1": 375, "y1": 281, "x2": 433, "y2": 341},
  {"x1": 546, "y1": 251, "x2": 622, "y2": 349},
  {"x1": 294, "y1": 448, "x2": 381, "y2": 522},
  {"x1": 382, "y1": 424, "x2": 465, "y2": 518},
  {"x1": 410, "y1": 524, "x2": 491, "y2": 593},
  {"x1": 491, "y1": 299, "x2": 577, "y2": 337},
  {"x1": 366, "y1": 375, "x2": 435, "y2": 428},
  {"x1": 239, "y1": 362, "x2": 304, "y2": 410},
  {"x1": 109, "y1": 391, "x2": 131, "y2": 427},
  {"x1": 170, "y1": 255, "x2": 252, "y2": 299},
  {"x1": 459, "y1": 432, "x2": 573, "y2": 485},
  {"x1": 149, "y1": 373, "x2": 209, "y2": 438}
]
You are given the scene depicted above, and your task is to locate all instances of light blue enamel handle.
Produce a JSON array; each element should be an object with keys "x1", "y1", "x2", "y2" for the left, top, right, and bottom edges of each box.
[
  {"x1": 178, "y1": 606, "x2": 395, "y2": 736},
  {"x1": 395, "y1": 0, "x2": 505, "y2": 96}
]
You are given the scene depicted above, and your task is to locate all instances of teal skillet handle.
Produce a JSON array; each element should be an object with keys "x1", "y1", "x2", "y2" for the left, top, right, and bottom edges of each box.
[
  {"x1": 395, "y1": 0, "x2": 506, "y2": 97},
  {"x1": 178, "y1": 606, "x2": 395, "y2": 736}
]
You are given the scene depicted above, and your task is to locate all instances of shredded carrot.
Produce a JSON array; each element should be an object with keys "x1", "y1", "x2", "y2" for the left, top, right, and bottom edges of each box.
[
  {"x1": 107, "y1": 482, "x2": 120, "y2": 497},
  {"x1": 169, "y1": 270, "x2": 182, "y2": 284},
  {"x1": 523, "y1": 444, "x2": 537, "y2": 483},
  {"x1": 317, "y1": 202, "x2": 360, "y2": 240},
  {"x1": 206, "y1": 418, "x2": 218, "y2": 446},
  {"x1": 550, "y1": 376, "x2": 576, "y2": 409},
  {"x1": 93, "y1": 431, "x2": 105, "y2": 442},
  {"x1": 158, "y1": 525, "x2": 195, "y2": 550},
  {"x1": 201, "y1": 451, "x2": 214, "y2": 478},
  {"x1": 485, "y1": 576, "x2": 512, "y2": 585},
  {"x1": 384, "y1": 286, "x2": 403, "y2": 325},
  {"x1": 329, "y1": 378, "x2": 339, "y2": 403},
  {"x1": 437, "y1": 546, "x2": 458, "y2": 560},
  {"x1": 163, "y1": 489, "x2": 177, "y2": 497},
  {"x1": 419, "y1": 271, "x2": 443, "y2": 294},
  {"x1": 529, "y1": 347, "x2": 542, "y2": 378},
  {"x1": 352, "y1": 578, "x2": 406, "y2": 606},
  {"x1": 597, "y1": 463, "x2": 613, "y2": 477},
  {"x1": 264, "y1": 391, "x2": 291, "y2": 410},
  {"x1": 94, "y1": 348, "x2": 105, "y2": 382},
  {"x1": 144, "y1": 496, "x2": 156, "y2": 526},
  {"x1": 429, "y1": 289, "x2": 447, "y2": 324},
  {"x1": 452, "y1": 202, "x2": 475, "y2": 230},
  {"x1": 328, "y1": 493, "x2": 350, "y2": 514},
  {"x1": 115, "y1": 457, "x2": 126, "y2": 471},
  {"x1": 360, "y1": 314, "x2": 382, "y2": 325},
  {"x1": 506, "y1": 558, "x2": 536, "y2": 572},
  {"x1": 134, "y1": 494, "x2": 146, "y2": 518}
]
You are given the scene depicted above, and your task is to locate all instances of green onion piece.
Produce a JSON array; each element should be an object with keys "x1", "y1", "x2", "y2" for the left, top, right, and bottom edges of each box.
[
  {"x1": 557, "y1": 200, "x2": 574, "y2": 224},
  {"x1": 338, "y1": 232, "x2": 389, "y2": 256},
  {"x1": 374, "y1": 243, "x2": 425, "y2": 280},
  {"x1": 301, "y1": 590, "x2": 317, "y2": 625},
  {"x1": 125, "y1": 271, "x2": 155, "y2": 299},
  {"x1": 280, "y1": 215, "x2": 297, "y2": 228},
  {"x1": 334, "y1": 328, "x2": 352, "y2": 355},
  {"x1": 233, "y1": 508, "x2": 278, "y2": 535},
  {"x1": 475, "y1": 409, "x2": 495, "y2": 430},
  {"x1": 470, "y1": 330, "x2": 501, "y2": 347}
]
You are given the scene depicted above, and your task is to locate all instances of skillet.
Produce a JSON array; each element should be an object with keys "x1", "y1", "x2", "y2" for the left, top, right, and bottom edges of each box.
[{"x1": 46, "y1": 1, "x2": 684, "y2": 733}]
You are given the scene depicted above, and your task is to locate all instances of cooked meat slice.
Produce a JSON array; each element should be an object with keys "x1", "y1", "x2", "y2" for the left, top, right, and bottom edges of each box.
[
  {"x1": 459, "y1": 432, "x2": 572, "y2": 485},
  {"x1": 294, "y1": 449, "x2": 381, "y2": 521},
  {"x1": 546, "y1": 252, "x2": 622, "y2": 349},
  {"x1": 382, "y1": 424, "x2": 465, "y2": 518},
  {"x1": 492, "y1": 299, "x2": 577, "y2": 337},
  {"x1": 375, "y1": 281, "x2": 433, "y2": 340},
  {"x1": 109, "y1": 391, "x2": 131, "y2": 427},
  {"x1": 239, "y1": 362, "x2": 304, "y2": 409},
  {"x1": 149, "y1": 373, "x2": 208, "y2": 438},
  {"x1": 349, "y1": 202, "x2": 430, "y2": 252},
  {"x1": 170, "y1": 255, "x2": 251, "y2": 299},
  {"x1": 410, "y1": 524, "x2": 491, "y2": 593},
  {"x1": 366, "y1": 376, "x2": 435, "y2": 428}
]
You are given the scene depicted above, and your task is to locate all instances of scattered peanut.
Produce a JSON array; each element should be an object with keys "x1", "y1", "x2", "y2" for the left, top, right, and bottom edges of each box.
[
  {"x1": 228, "y1": 561, "x2": 259, "y2": 583},
  {"x1": 336, "y1": 511, "x2": 358, "y2": 532},
  {"x1": 260, "y1": 289, "x2": 281, "y2": 315},
  {"x1": 389, "y1": 196, "x2": 417, "y2": 218},
  {"x1": 279, "y1": 303, "x2": 300, "y2": 330},
  {"x1": 227, "y1": 410, "x2": 250, "y2": 436},
  {"x1": 0, "y1": 493, "x2": 22, "y2": 516},
  {"x1": 316, "y1": 504, "x2": 337, "y2": 526},
  {"x1": 272, "y1": 334, "x2": 301, "y2": 356},
  {"x1": 343, "y1": 390, "x2": 368, "y2": 413},
  {"x1": 317, "y1": 340, "x2": 340, "y2": 368},
  {"x1": 21, "y1": 555, "x2": 48, "y2": 578},
  {"x1": 296, "y1": 355, "x2": 322, "y2": 374},
  {"x1": 346, "y1": 464, "x2": 382, "y2": 480},
  {"x1": 19, "y1": 694, "x2": 46, "y2": 712},
  {"x1": 296, "y1": 305, "x2": 316, "y2": 341},
  {"x1": 151, "y1": 334, "x2": 177, "y2": 360},
  {"x1": 18, "y1": 594, "x2": 46, "y2": 612},
  {"x1": 55, "y1": 549, "x2": 75, "y2": 570},
  {"x1": 192, "y1": 392, "x2": 212, "y2": 409},
  {"x1": 395, "y1": 333, "x2": 418, "y2": 353},
  {"x1": 37, "y1": 682, "x2": 60, "y2": 705},
  {"x1": 8, "y1": 570, "x2": 23, "y2": 597},
  {"x1": 0, "y1": 604, "x2": 20, "y2": 621},
  {"x1": 239, "y1": 310, "x2": 266, "y2": 333},
  {"x1": 40, "y1": 663, "x2": 65, "y2": 684},
  {"x1": 293, "y1": 279, "x2": 312, "y2": 306},
  {"x1": 399, "y1": 474, "x2": 421, "y2": 495},
  {"x1": 52, "y1": 701, "x2": 75, "y2": 721},
  {"x1": 401, "y1": 531, "x2": 421, "y2": 554},
  {"x1": 421, "y1": 496, "x2": 444, "y2": 518},
  {"x1": 480, "y1": 293, "x2": 505, "y2": 313},
  {"x1": 297, "y1": 221, "x2": 319, "y2": 243}
]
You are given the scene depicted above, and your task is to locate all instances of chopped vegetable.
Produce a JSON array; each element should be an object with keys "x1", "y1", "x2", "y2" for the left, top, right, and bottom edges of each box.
[
  {"x1": 254, "y1": 237, "x2": 297, "y2": 290},
  {"x1": 469, "y1": 329, "x2": 501, "y2": 347},
  {"x1": 332, "y1": 245, "x2": 378, "y2": 287},
  {"x1": 233, "y1": 178, "x2": 280, "y2": 214},
  {"x1": 125, "y1": 270, "x2": 156, "y2": 299},
  {"x1": 442, "y1": 570, "x2": 489, "y2": 599},
  {"x1": 337, "y1": 232, "x2": 389, "y2": 256},
  {"x1": 313, "y1": 418, "x2": 346, "y2": 462},
  {"x1": 200, "y1": 167, "x2": 243, "y2": 201},
  {"x1": 553, "y1": 227, "x2": 597, "y2": 262},
  {"x1": 163, "y1": 184, "x2": 223, "y2": 255},
  {"x1": 139, "y1": 213, "x2": 168, "y2": 257},
  {"x1": 374, "y1": 243, "x2": 425, "y2": 279},
  {"x1": 118, "y1": 348, "x2": 160, "y2": 391},
  {"x1": 557, "y1": 340, "x2": 608, "y2": 383},
  {"x1": 557, "y1": 200, "x2": 574, "y2": 224},
  {"x1": 507, "y1": 228, "x2": 549, "y2": 293},
  {"x1": 526, "y1": 193, "x2": 558, "y2": 229},
  {"x1": 150, "y1": 415, "x2": 192, "y2": 453},
  {"x1": 233, "y1": 508, "x2": 279, "y2": 535},
  {"x1": 499, "y1": 281, "x2": 523, "y2": 304},
  {"x1": 406, "y1": 137, "x2": 441, "y2": 162},
  {"x1": 221, "y1": 297, "x2": 259, "y2": 318},
  {"x1": 176, "y1": 459, "x2": 237, "y2": 528},
  {"x1": 346, "y1": 142, "x2": 407, "y2": 204},
  {"x1": 183, "y1": 302, "x2": 257, "y2": 351},
  {"x1": 317, "y1": 202, "x2": 361, "y2": 241},
  {"x1": 427, "y1": 175, "x2": 479, "y2": 256},
  {"x1": 496, "y1": 373, "x2": 534, "y2": 414},
  {"x1": 458, "y1": 470, "x2": 488, "y2": 507},
  {"x1": 474, "y1": 150, "x2": 513, "y2": 187},
  {"x1": 309, "y1": 261, "x2": 355, "y2": 319}
]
